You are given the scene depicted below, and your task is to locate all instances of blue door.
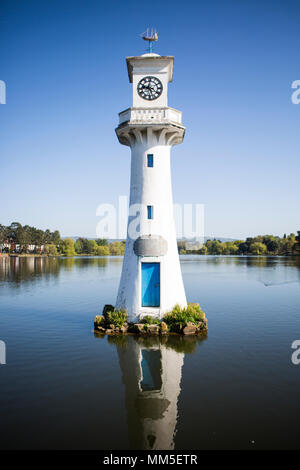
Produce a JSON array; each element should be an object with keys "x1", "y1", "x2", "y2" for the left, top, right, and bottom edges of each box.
[
  {"x1": 141, "y1": 262, "x2": 160, "y2": 307},
  {"x1": 140, "y1": 350, "x2": 162, "y2": 391}
]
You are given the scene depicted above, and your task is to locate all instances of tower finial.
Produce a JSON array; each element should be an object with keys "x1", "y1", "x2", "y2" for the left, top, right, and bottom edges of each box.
[{"x1": 140, "y1": 28, "x2": 158, "y2": 53}]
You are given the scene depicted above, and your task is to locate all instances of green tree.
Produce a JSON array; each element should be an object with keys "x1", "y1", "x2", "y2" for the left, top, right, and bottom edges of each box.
[
  {"x1": 177, "y1": 240, "x2": 186, "y2": 254},
  {"x1": 223, "y1": 242, "x2": 239, "y2": 255},
  {"x1": 44, "y1": 244, "x2": 58, "y2": 256},
  {"x1": 198, "y1": 244, "x2": 208, "y2": 255},
  {"x1": 74, "y1": 239, "x2": 83, "y2": 254},
  {"x1": 254, "y1": 235, "x2": 264, "y2": 243},
  {"x1": 62, "y1": 238, "x2": 76, "y2": 256},
  {"x1": 0, "y1": 225, "x2": 9, "y2": 252},
  {"x1": 206, "y1": 239, "x2": 224, "y2": 255},
  {"x1": 295, "y1": 231, "x2": 300, "y2": 254},
  {"x1": 44, "y1": 229, "x2": 52, "y2": 244},
  {"x1": 286, "y1": 233, "x2": 297, "y2": 255},
  {"x1": 87, "y1": 239, "x2": 98, "y2": 254},
  {"x1": 267, "y1": 239, "x2": 279, "y2": 253},
  {"x1": 96, "y1": 245, "x2": 110, "y2": 256},
  {"x1": 8, "y1": 222, "x2": 28, "y2": 252},
  {"x1": 278, "y1": 233, "x2": 297, "y2": 255},
  {"x1": 109, "y1": 241, "x2": 125, "y2": 255},
  {"x1": 76, "y1": 238, "x2": 87, "y2": 253},
  {"x1": 96, "y1": 238, "x2": 108, "y2": 246},
  {"x1": 262, "y1": 235, "x2": 279, "y2": 254},
  {"x1": 9, "y1": 222, "x2": 21, "y2": 244},
  {"x1": 238, "y1": 242, "x2": 249, "y2": 255},
  {"x1": 20, "y1": 225, "x2": 34, "y2": 253},
  {"x1": 51, "y1": 230, "x2": 61, "y2": 245},
  {"x1": 0, "y1": 225, "x2": 9, "y2": 243},
  {"x1": 32, "y1": 229, "x2": 45, "y2": 252},
  {"x1": 249, "y1": 242, "x2": 267, "y2": 255}
]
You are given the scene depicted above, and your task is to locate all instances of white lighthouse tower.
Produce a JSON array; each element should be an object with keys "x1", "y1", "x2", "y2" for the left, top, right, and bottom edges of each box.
[
  {"x1": 115, "y1": 38, "x2": 187, "y2": 321},
  {"x1": 116, "y1": 337, "x2": 184, "y2": 449}
]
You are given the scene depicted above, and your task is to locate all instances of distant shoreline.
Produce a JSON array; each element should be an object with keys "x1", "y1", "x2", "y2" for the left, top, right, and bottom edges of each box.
[
  {"x1": 2, "y1": 223, "x2": 299, "y2": 256},
  {"x1": 2, "y1": 253, "x2": 299, "y2": 258}
]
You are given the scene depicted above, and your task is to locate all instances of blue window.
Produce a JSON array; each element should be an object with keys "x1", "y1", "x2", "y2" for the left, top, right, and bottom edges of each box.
[
  {"x1": 147, "y1": 154, "x2": 154, "y2": 167},
  {"x1": 147, "y1": 205, "x2": 153, "y2": 220}
]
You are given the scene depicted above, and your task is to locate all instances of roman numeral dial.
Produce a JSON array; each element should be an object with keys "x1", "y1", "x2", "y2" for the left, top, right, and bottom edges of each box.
[{"x1": 137, "y1": 76, "x2": 163, "y2": 101}]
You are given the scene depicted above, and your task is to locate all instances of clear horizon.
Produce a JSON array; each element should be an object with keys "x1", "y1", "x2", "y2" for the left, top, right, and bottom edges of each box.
[{"x1": 1, "y1": 0, "x2": 299, "y2": 239}]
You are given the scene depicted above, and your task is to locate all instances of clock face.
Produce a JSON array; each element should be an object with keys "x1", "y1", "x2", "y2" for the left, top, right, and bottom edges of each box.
[{"x1": 137, "y1": 76, "x2": 163, "y2": 101}]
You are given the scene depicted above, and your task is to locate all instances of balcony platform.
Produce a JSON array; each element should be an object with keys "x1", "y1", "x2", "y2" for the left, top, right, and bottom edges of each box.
[{"x1": 118, "y1": 107, "x2": 183, "y2": 126}]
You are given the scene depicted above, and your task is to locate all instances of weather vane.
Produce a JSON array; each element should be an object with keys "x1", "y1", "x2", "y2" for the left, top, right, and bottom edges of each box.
[{"x1": 140, "y1": 28, "x2": 158, "y2": 53}]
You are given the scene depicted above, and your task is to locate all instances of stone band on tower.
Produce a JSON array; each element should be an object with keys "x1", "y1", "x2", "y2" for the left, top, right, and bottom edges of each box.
[{"x1": 115, "y1": 52, "x2": 187, "y2": 322}]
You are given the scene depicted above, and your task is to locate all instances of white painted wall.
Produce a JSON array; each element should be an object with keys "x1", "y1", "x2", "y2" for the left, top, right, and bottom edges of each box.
[
  {"x1": 116, "y1": 337, "x2": 184, "y2": 450},
  {"x1": 132, "y1": 72, "x2": 169, "y2": 108},
  {"x1": 128, "y1": 54, "x2": 173, "y2": 109},
  {"x1": 116, "y1": 141, "x2": 187, "y2": 320},
  {"x1": 116, "y1": 54, "x2": 187, "y2": 321}
]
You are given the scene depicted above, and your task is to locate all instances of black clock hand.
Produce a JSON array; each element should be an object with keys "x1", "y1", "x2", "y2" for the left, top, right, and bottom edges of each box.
[
  {"x1": 149, "y1": 85, "x2": 155, "y2": 96},
  {"x1": 137, "y1": 77, "x2": 162, "y2": 99}
]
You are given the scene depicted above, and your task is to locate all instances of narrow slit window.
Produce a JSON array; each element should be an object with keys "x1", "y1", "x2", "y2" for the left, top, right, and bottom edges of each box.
[
  {"x1": 147, "y1": 205, "x2": 153, "y2": 220},
  {"x1": 147, "y1": 154, "x2": 154, "y2": 167}
]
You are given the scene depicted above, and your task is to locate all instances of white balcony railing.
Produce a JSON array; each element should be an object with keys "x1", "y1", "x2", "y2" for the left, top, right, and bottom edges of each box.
[{"x1": 119, "y1": 107, "x2": 182, "y2": 126}]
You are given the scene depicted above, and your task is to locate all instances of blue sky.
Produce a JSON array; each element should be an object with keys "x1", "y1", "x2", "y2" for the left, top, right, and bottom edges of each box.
[{"x1": 1, "y1": 0, "x2": 299, "y2": 239}]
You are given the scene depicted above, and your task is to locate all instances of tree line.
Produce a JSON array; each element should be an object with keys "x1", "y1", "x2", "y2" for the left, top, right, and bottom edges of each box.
[
  {"x1": 0, "y1": 222, "x2": 61, "y2": 248},
  {"x1": 63, "y1": 238, "x2": 125, "y2": 256},
  {"x1": 0, "y1": 222, "x2": 125, "y2": 256},
  {"x1": 1, "y1": 222, "x2": 299, "y2": 257},
  {"x1": 178, "y1": 232, "x2": 300, "y2": 256}
]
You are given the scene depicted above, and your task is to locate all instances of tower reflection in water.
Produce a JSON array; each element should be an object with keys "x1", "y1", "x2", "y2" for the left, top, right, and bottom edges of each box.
[{"x1": 107, "y1": 335, "x2": 206, "y2": 450}]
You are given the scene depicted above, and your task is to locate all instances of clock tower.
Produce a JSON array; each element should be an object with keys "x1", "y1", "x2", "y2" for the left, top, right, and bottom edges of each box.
[{"x1": 115, "y1": 49, "x2": 187, "y2": 321}]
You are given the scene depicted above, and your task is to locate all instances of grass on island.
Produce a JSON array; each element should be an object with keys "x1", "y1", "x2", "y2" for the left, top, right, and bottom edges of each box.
[
  {"x1": 163, "y1": 303, "x2": 206, "y2": 333},
  {"x1": 94, "y1": 305, "x2": 128, "y2": 330},
  {"x1": 94, "y1": 303, "x2": 207, "y2": 334}
]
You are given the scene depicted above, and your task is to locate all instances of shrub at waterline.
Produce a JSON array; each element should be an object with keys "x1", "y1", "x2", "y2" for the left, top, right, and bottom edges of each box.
[
  {"x1": 94, "y1": 303, "x2": 207, "y2": 335},
  {"x1": 94, "y1": 305, "x2": 128, "y2": 331},
  {"x1": 163, "y1": 303, "x2": 206, "y2": 333},
  {"x1": 105, "y1": 309, "x2": 128, "y2": 329},
  {"x1": 140, "y1": 315, "x2": 161, "y2": 325}
]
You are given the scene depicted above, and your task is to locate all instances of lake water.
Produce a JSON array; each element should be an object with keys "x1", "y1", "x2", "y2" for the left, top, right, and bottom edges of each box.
[{"x1": 0, "y1": 255, "x2": 300, "y2": 450}]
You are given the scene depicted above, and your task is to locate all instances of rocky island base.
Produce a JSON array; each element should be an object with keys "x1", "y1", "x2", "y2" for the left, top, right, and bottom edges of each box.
[{"x1": 94, "y1": 303, "x2": 208, "y2": 336}]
